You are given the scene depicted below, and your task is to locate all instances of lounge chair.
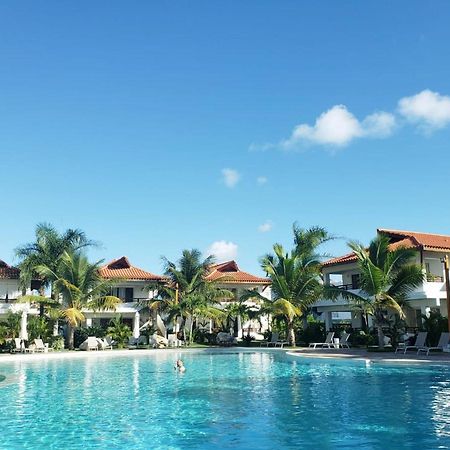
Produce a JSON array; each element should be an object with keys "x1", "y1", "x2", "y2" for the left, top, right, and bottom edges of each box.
[
  {"x1": 13, "y1": 338, "x2": 33, "y2": 353},
  {"x1": 309, "y1": 332, "x2": 335, "y2": 349},
  {"x1": 395, "y1": 332, "x2": 428, "y2": 354},
  {"x1": 79, "y1": 336, "x2": 100, "y2": 351},
  {"x1": 216, "y1": 332, "x2": 235, "y2": 346},
  {"x1": 34, "y1": 338, "x2": 54, "y2": 352},
  {"x1": 417, "y1": 332, "x2": 450, "y2": 356},
  {"x1": 168, "y1": 334, "x2": 181, "y2": 347},
  {"x1": 103, "y1": 336, "x2": 115, "y2": 349},
  {"x1": 264, "y1": 332, "x2": 288, "y2": 348},
  {"x1": 334, "y1": 332, "x2": 351, "y2": 349}
]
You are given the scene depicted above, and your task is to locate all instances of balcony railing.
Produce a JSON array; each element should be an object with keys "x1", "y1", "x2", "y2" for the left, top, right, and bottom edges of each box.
[
  {"x1": 426, "y1": 274, "x2": 444, "y2": 282},
  {"x1": 331, "y1": 283, "x2": 360, "y2": 290}
]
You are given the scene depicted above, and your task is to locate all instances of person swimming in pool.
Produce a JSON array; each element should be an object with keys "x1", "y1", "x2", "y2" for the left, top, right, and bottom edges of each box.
[{"x1": 175, "y1": 359, "x2": 186, "y2": 373}]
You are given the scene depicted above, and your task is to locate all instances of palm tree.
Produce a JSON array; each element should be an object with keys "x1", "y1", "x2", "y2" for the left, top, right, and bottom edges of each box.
[
  {"x1": 324, "y1": 235, "x2": 424, "y2": 348},
  {"x1": 36, "y1": 251, "x2": 121, "y2": 349},
  {"x1": 15, "y1": 223, "x2": 96, "y2": 315},
  {"x1": 144, "y1": 249, "x2": 232, "y2": 343},
  {"x1": 244, "y1": 225, "x2": 330, "y2": 346}
]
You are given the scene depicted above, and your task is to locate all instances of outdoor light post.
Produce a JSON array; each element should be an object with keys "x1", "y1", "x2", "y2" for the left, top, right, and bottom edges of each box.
[{"x1": 441, "y1": 255, "x2": 450, "y2": 333}]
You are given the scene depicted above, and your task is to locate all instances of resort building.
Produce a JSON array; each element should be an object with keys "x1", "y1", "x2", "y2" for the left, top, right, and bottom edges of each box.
[
  {"x1": 205, "y1": 260, "x2": 272, "y2": 338},
  {"x1": 0, "y1": 259, "x2": 38, "y2": 320},
  {"x1": 87, "y1": 256, "x2": 166, "y2": 336},
  {"x1": 314, "y1": 228, "x2": 450, "y2": 330}
]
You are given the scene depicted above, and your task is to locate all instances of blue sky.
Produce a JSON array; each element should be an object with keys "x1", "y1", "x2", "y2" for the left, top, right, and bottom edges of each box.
[{"x1": 1, "y1": 1, "x2": 450, "y2": 275}]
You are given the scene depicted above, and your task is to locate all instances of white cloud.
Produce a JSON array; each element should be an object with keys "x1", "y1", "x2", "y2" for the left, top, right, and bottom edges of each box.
[
  {"x1": 258, "y1": 221, "x2": 273, "y2": 233},
  {"x1": 398, "y1": 89, "x2": 450, "y2": 130},
  {"x1": 206, "y1": 240, "x2": 238, "y2": 262},
  {"x1": 257, "y1": 176, "x2": 268, "y2": 185},
  {"x1": 362, "y1": 112, "x2": 397, "y2": 138},
  {"x1": 221, "y1": 168, "x2": 240, "y2": 188},
  {"x1": 279, "y1": 105, "x2": 396, "y2": 148}
]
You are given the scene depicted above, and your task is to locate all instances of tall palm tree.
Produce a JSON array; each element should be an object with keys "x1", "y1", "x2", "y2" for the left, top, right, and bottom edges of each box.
[
  {"x1": 36, "y1": 251, "x2": 121, "y2": 349},
  {"x1": 144, "y1": 249, "x2": 232, "y2": 342},
  {"x1": 325, "y1": 234, "x2": 424, "y2": 348},
  {"x1": 15, "y1": 223, "x2": 96, "y2": 314},
  {"x1": 244, "y1": 225, "x2": 330, "y2": 346}
]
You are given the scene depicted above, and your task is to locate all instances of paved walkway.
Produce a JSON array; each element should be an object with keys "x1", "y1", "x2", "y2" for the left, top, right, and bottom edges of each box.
[{"x1": 287, "y1": 347, "x2": 450, "y2": 364}]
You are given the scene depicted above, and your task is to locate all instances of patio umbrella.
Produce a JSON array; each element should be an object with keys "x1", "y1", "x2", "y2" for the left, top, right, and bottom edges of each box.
[
  {"x1": 156, "y1": 314, "x2": 166, "y2": 338},
  {"x1": 133, "y1": 312, "x2": 140, "y2": 339},
  {"x1": 19, "y1": 310, "x2": 28, "y2": 342}
]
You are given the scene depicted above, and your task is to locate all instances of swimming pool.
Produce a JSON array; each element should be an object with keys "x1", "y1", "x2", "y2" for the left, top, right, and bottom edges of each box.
[{"x1": 0, "y1": 350, "x2": 449, "y2": 449}]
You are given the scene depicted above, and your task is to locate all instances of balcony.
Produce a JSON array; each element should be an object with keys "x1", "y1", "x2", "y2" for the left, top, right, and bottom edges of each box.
[{"x1": 426, "y1": 273, "x2": 444, "y2": 283}]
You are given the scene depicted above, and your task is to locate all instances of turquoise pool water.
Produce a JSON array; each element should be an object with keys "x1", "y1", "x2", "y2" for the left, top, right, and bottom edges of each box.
[{"x1": 0, "y1": 351, "x2": 450, "y2": 449}]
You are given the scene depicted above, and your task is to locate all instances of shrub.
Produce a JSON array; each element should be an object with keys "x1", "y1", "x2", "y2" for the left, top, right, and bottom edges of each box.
[
  {"x1": 107, "y1": 317, "x2": 132, "y2": 349},
  {"x1": 49, "y1": 335, "x2": 64, "y2": 350},
  {"x1": 422, "y1": 311, "x2": 448, "y2": 346},
  {"x1": 74, "y1": 326, "x2": 106, "y2": 348},
  {"x1": 297, "y1": 322, "x2": 326, "y2": 345}
]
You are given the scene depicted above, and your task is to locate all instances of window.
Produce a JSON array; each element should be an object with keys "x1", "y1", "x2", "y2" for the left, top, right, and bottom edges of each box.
[
  {"x1": 125, "y1": 288, "x2": 134, "y2": 303},
  {"x1": 351, "y1": 274, "x2": 360, "y2": 289}
]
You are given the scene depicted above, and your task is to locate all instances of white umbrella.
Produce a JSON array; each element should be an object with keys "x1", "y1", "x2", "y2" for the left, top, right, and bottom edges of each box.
[
  {"x1": 156, "y1": 314, "x2": 166, "y2": 338},
  {"x1": 19, "y1": 310, "x2": 28, "y2": 342},
  {"x1": 133, "y1": 312, "x2": 140, "y2": 339}
]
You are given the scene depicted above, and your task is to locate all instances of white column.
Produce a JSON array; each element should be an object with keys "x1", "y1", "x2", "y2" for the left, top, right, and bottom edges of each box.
[
  {"x1": 237, "y1": 316, "x2": 242, "y2": 337},
  {"x1": 324, "y1": 311, "x2": 332, "y2": 331},
  {"x1": 133, "y1": 312, "x2": 140, "y2": 339},
  {"x1": 85, "y1": 317, "x2": 93, "y2": 327},
  {"x1": 209, "y1": 319, "x2": 213, "y2": 333}
]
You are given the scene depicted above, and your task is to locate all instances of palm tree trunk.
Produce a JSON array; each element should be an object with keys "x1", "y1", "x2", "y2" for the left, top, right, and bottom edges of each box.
[
  {"x1": 287, "y1": 319, "x2": 296, "y2": 347},
  {"x1": 39, "y1": 286, "x2": 46, "y2": 318},
  {"x1": 377, "y1": 324, "x2": 384, "y2": 348},
  {"x1": 67, "y1": 324, "x2": 75, "y2": 349}
]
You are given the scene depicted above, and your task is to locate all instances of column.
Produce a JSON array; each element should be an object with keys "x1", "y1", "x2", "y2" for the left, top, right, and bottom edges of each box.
[
  {"x1": 133, "y1": 312, "x2": 140, "y2": 339},
  {"x1": 324, "y1": 311, "x2": 332, "y2": 331},
  {"x1": 85, "y1": 317, "x2": 93, "y2": 327},
  {"x1": 237, "y1": 315, "x2": 242, "y2": 338}
]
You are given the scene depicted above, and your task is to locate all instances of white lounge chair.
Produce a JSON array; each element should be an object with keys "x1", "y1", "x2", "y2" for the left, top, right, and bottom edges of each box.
[
  {"x1": 417, "y1": 332, "x2": 450, "y2": 356},
  {"x1": 102, "y1": 336, "x2": 114, "y2": 350},
  {"x1": 168, "y1": 334, "x2": 182, "y2": 347},
  {"x1": 309, "y1": 332, "x2": 335, "y2": 349},
  {"x1": 217, "y1": 332, "x2": 235, "y2": 346},
  {"x1": 13, "y1": 338, "x2": 34, "y2": 353},
  {"x1": 334, "y1": 332, "x2": 351, "y2": 349},
  {"x1": 34, "y1": 338, "x2": 54, "y2": 352},
  {"x1": 395, "y1": 332, "x2": 428, "y2": 354},
  {"x1": 79, "y1": 336, "x2": 100, "y2": 351},
  {"x1": 264, "y1": 332, "x2": 288, "y2": 348}
]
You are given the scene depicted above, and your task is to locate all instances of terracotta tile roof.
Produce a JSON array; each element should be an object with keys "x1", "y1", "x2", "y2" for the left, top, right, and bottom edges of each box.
[
  {"x1": 205, "y1": 260, "x2": 271, "y2": 284},
  {"x1": 378, "y1": 228, "x2": 450, "y2": 251},
  {"x1": 0, "y1": 260, "x2": 20, "y2": 279},
  {"x1": 322, "y1": 252, "x2": 358, "y2": 267},
  {"x1": 99, "y1": 256, "x2": 164, "y2": 281},
  {"x1": 323, "y1": 228, "x2": 450, "y2": 268}
]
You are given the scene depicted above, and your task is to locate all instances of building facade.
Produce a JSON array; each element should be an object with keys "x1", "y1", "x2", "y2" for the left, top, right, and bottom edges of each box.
[{"x1": 314, "y1": 229, "x2": 450, "y2": 330}]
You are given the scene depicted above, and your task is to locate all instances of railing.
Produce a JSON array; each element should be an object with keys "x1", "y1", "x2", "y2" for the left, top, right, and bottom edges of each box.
[
  {"x1": 426, "y1": 274, "x2": 444, "y2": 282},
  {"x1": 120, "y1": 297, "x2": 151, "y2": 303},
  {"x1": 332, "y1": 283, "x2": 361, "y2": 290}
]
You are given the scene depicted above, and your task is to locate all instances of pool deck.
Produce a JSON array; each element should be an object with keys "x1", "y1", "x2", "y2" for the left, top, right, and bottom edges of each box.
[
  {"x1": 1, "y1": 346, "x2": 449, "y2": 365},
  {"x1": 286, "y1": 347, "x2": 450, "y2": 364}
]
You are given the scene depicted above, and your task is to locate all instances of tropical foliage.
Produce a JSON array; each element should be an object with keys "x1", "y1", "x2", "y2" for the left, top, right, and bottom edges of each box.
[
  {"x1": 143, "y1": 249, "x2": 232, "y2": 344},
  {"x1": 35, "y1": 251, "x2": 121, "y2": 348},
  {"x1": 15, "y1": 223, "x2": 96, "y2": 301},
  {"x1": 243, "y1": 225, "x2": 332, "y2": 346},
  {"x1": 107, "y1": 316, "x2": 132, "y2": 348}
]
